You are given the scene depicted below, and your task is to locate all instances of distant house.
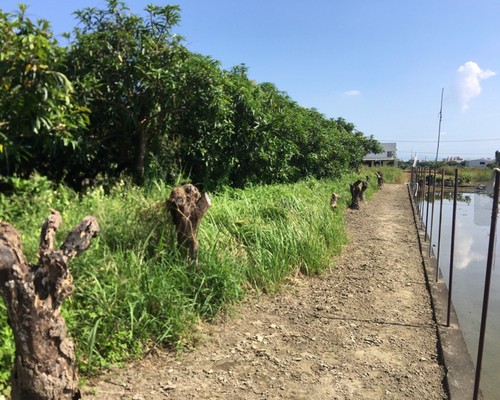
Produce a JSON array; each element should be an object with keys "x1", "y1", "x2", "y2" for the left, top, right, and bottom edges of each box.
[
  {"x1": 363, "y1": 143, "x2": 397, "y2": 167},
  {"x1": 464, "y1": 158, "x2": 493, "y2": 168}
]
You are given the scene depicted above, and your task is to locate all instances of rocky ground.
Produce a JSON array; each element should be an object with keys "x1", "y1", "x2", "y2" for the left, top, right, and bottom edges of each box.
[{"x1": 83, "y1": 184, "x2": 448, "y2": 400}]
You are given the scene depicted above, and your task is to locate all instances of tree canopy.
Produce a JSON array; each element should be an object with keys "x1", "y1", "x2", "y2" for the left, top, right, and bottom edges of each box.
[
  {"x1": 0, "y1": 0, "x2": 382, "y2": 190},
  {"x1": 0, "y1": 5, "x2": 89, "y2": 177}
]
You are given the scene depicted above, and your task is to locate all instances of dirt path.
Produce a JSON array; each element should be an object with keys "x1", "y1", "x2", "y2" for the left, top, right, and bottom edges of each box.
[{"x1": 83, "y1": 184, "x2": 448, "y2": 400}]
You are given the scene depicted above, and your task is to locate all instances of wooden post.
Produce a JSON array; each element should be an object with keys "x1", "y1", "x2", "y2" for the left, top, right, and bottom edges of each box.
[
  {"x1": 167, "y1": 184, "x2": 211, "y2": 263},
  {"x1": 0, "y1": 210, "x2": 99, "y2": 400}
]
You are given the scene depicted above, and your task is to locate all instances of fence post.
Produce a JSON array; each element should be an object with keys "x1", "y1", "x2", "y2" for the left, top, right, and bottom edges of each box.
[
  {"x1": 415, "y1": 167, "x2": 421, "y2": 213},
  {"x1": 429, "y1": 169, "x2": 437, "y2": 257},
  {"x1": 424, "y1": 168, "x2": 432, "y2": 241},
  {"x1": 418, "y1": 168, "x2": 425, "y2": 229},
  {"x1": 473, "y1": 168, "x2": 500, "y2": 400},
  {"x1": 447, "y1": 168, "x2": 458, "y2": 327},
  {"x1": 435, "y1": 169, "x2": 445, "y2": 282}
]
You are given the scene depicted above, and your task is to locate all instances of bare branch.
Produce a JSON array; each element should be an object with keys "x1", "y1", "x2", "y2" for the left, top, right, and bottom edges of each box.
[
  {"x1": 39, "y1": 209, "x2": 62, "y2": 254},
  {"x1": 61, "y1": 216, "x2": 100, "y2": 260}
]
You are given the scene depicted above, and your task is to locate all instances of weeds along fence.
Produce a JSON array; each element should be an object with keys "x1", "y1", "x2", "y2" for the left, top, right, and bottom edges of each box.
[{"x1": 409, "y1": 167, "x2": 500, "y2": 400}]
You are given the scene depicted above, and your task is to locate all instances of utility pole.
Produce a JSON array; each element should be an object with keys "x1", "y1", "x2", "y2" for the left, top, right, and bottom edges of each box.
[{"x1": 435, "y1": 88, "x2": 444, "y2": 162}]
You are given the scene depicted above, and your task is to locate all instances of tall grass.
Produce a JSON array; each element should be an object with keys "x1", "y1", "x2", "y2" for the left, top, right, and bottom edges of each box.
[
  {"x1": 0, "y1": 172, "x2": 370, "y2": 392},
  {"x1": 360, "y1": 165, "x2": 406, "y2": 184},
  {"x1": 440, "y1": 165, "x2": 495, "y2": 184}
]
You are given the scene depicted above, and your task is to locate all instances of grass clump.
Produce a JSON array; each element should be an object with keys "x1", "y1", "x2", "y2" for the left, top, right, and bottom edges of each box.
[
  {"x1": 439, "y1": 165, "x2": 496, "y2": 185},
  {"x1": 360, "y1": 165, "x2": 406, "y2": 184},
  {"x1": 0, "y1": 172, "x2": 371, "y2": 391}
]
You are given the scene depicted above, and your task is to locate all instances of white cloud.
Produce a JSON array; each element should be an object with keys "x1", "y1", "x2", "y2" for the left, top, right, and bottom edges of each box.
[
  {"x1": 343, "y1": 90, "x2": 361, "y2": 96},
  {"x1": 455, "y1": 61, "x2": 495, "y2": 111},
  {"x1": 455, "y1": 230, "x2": 485, "y2": 270}
]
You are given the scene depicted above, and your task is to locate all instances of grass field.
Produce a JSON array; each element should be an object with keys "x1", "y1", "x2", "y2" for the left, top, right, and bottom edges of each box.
[{"x1": 0, "y1": 168, "x2": 403, "y2": 394}]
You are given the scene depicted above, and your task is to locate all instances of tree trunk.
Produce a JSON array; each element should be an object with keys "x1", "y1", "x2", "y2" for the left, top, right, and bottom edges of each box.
[
  {"x1": 376, "y1": 171, "x2": 384, "y2": 189},
  {"x1": 135, "y1": 121, "x2": 147, "y2": 182},
  {"x1": 359, "y1": 180, "x2": 368, "y2": 202},
  {"x1": 330, "y1": 192, "x2": 340, "y2": 209},
  {"x1": 167, "y1": 184, "x2": 211, "y2": 264},
  {"x1": 349, "y1": 180, "x2": 363, "y2": 210},
  {"x1": 0, "y1": 210, "x2": 99, "y2": 400}
]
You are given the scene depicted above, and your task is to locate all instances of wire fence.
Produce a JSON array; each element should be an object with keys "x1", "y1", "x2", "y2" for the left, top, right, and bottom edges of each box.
[{"x1": 409, "y1": 167, "x2": 500, "y2": 400}]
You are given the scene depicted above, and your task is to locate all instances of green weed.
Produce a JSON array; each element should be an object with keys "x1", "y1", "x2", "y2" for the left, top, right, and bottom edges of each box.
[{"x1": 360, "y1": 166, "x2": 406, "y2": 185}]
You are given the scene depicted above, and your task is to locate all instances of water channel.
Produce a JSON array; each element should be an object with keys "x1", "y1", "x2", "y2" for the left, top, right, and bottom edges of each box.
[{"x1": 421, "y1": 189, "x2": 499, "y2": 400}]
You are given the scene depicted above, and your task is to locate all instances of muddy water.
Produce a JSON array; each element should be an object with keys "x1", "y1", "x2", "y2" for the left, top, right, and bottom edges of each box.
[{"x1": 422, "y1": 191, "x2": 499, "y2": 400}]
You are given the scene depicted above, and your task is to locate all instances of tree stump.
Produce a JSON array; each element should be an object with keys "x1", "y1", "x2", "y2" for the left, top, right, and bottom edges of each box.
[
  {"x1": 330, "y1": 192, "x2": 340, "y2": 209},
  {"x1": 418, "y1": 178, "x2": 425, "y2": 194},
  {"x1": 167, "y1": 184, "x2": 211, "y2": 263},
  {"x1": 375, "y1": 171, "x2": 384, "y2": 189},
  {"x1": 359, "y1": 180, "x2": 368, "y2": 202},
  {"x1": 0, "y1": 210, "x2": 99, "y2": 400},
  {"x1": 349, "y1": 179, "x2": 368, "y2": 210}
]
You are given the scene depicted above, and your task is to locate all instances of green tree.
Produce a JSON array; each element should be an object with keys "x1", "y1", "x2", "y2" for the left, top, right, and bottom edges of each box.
[
  {"x1": 334, "y1": 117, "x2": 383, "y2": 170},
  {"x1": 1, "y1": 1, "x2": 380, "y2": 189},
  {"x1": 27, "y1": 0, "x2": 380, "y2": 189},
  {"x1": 224, "y1": 65, "x2": 276, "y2": 187},
  {"x1": 169, "y1": 53, "x2": 235, "y2": 189},
  {"x1": 223, "y1": 67, "x2": 300, "y2": 187},
  {"x1": 0, "y1": 5, "x2": 89, "y2": 177},
  {"x1": 66, "y1": 0, "x2": 186, "y2": 184}
]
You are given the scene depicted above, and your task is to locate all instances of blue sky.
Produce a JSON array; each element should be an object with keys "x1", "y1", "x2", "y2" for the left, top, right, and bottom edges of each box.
[{"x1": 3, "y1": 0, "x2": 500, "y2": 161}]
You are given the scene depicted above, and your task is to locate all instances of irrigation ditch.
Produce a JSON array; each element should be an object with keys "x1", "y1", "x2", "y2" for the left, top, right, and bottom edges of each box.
[{"x1": 409, "y1": 167, "x2": 500, "y2": 400}]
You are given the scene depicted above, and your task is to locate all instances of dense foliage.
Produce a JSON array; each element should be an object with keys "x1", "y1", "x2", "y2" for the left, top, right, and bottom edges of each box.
[
  {"x1": 1, "y1": 0, "x2": 381, "y2": 190},
  {"x1": 0, "y1": 5, "x2": 89, "y2": 178}
]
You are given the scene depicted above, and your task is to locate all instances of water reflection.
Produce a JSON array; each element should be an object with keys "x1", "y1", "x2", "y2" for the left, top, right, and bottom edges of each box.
[
  {"x1": 425, "y1": 191, "x2": 472, "y2": 204},
  {"x1": 455, "y1": 220, "x2": 486, "y2": 270},
  {"x1": 426, "y1": 187, "x2": 498, "y2": 203},
  {"x1": 421, "y1": 191, "x2": 499, "y2": 400}
]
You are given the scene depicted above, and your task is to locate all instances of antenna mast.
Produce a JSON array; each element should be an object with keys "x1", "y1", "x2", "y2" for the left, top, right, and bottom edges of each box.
[{"x1": 435, "y1": 88, "x2": 444, "y2": 162}]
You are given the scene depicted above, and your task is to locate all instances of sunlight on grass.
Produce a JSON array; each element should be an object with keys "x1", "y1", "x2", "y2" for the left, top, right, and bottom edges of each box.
[{"x1": 0, "y1": 172, "x2": 382, "y2": 390}]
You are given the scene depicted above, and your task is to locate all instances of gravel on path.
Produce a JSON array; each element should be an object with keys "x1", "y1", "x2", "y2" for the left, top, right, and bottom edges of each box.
[{"x1": 83, "y1": 183, "x2": 449, "y2": 400}]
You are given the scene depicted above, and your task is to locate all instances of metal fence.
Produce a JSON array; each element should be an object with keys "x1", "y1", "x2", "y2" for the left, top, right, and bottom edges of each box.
[{"x1": 409, "y1": 167, "x2": 500, "y2": 400}]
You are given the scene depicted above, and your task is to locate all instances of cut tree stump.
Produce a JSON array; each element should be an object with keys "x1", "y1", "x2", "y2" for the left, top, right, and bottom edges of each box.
[
  {"x1": 330, "y1": 193, "x2": 340, "y2": 209},
  {"x1": 167, "y1": 184, "x2": 211, "y2": 263},
  {"x1": 376, "y1": 171, "x2": 384, "y2": 189},
  {"x1": 0, "y1": 210, "x2": 99, "y2": 400},
  {"x1": 349, "y1": 179, "x2": 368, "y2": 210},
  {"x1": 360, "y1": 180, "x2": 369, "y2": 202}
]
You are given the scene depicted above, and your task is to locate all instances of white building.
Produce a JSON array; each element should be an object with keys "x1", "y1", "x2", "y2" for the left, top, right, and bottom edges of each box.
[
  {"x1": 363, "y1": 143, "x2": 397, "y2": 167},
  {"x1": 464, "y1": 158, "x2": 493, "y2": 168}
]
